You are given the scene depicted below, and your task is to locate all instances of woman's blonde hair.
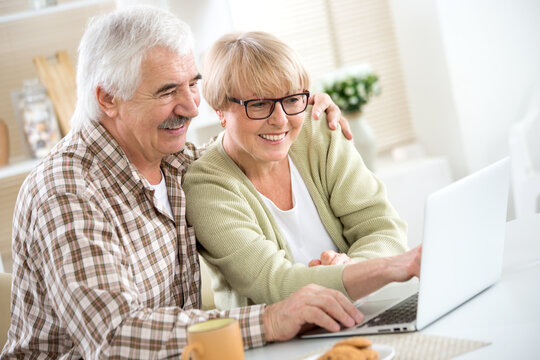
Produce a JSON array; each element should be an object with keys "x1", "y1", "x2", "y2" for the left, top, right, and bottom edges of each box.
[{"x1": 202, "y1": 31, "x2": 310, "y2": 111}]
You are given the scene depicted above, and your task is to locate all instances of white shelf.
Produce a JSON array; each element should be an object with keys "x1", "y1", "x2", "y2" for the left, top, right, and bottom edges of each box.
[
  {"x1": 0, "y1": 0, "x2": 111, "y2": 24},
  {"x1": 0, "y1": 158, "x2": 40, "y2": 180}
]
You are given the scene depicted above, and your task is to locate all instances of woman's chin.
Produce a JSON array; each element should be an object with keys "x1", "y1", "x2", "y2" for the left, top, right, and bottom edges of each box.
[{"x1": 258, "y1": 151, "x2": 290, "y2": 164}]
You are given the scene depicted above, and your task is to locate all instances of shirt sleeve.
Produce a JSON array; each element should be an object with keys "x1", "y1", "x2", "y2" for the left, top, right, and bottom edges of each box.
[
  {"x1": 181, "y1": 135, "x2": 218, "y2": 163},
  {"x1": 29, "y1": 192, "x2": 265, "y2": 358}
]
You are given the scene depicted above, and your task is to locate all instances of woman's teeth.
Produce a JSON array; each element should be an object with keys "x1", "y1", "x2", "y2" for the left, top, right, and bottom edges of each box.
[{"x1": 259, "y1": 133, "x2": 285, "y2": 141}]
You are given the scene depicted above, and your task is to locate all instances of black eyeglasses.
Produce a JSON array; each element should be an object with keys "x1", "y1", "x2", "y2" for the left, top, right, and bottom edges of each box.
[{"x1": 229, "y1": 91, "x2": 310, "y2": 120}]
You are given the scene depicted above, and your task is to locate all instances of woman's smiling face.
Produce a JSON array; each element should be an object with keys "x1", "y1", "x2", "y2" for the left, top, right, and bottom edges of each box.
[{"x1": 221, "y1": 90, "x2": 305, "y2": 169}]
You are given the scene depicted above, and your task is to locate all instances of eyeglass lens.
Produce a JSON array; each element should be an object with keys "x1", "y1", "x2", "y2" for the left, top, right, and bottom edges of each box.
[{"x1": 247, "y1": 94, "x2": 308, "y2": 119}]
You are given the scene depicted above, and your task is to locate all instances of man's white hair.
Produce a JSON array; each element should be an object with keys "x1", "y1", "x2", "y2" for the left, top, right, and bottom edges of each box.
[{"x1": 71, "y1": 5, "x2": 194, "y2": 131}]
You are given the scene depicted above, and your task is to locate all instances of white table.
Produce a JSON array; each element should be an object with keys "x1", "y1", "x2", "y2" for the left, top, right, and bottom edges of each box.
[{"x1": 245, "y1": 214, "x2": 540, "y2": 359}]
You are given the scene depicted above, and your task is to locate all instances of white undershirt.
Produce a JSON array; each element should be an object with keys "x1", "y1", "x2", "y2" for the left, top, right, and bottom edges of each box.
[
  {"x1": 258, "y1": 157, "x2": 337, "y2": 265},
  {"x1": 149, "y1": 170, "x2": 173, "y2": 219}
]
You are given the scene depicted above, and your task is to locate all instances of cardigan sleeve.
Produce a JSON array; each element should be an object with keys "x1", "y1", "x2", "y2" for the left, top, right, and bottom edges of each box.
[
  {"x1": 299, "y1": 114, "x2": 408, "y2": 260},
  {"x1": 183, "y1": 145, "x2": 348, "y2": 305}
]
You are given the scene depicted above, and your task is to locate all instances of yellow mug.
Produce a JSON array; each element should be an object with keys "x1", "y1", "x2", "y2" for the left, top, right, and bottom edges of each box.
[{"x1": 181, "y1": 318, "x2": 244, "y2": 360}]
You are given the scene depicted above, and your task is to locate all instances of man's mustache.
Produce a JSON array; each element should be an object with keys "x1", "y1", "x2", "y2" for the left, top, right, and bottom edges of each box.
[{"x1": 158, "y1": 115, "x2": 191, "y2": 129}]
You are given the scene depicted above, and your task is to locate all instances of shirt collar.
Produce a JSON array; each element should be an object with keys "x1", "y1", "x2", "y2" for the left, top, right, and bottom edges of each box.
[{"x1": 80, "y1": 120, "x2": 190, "y2": 189}]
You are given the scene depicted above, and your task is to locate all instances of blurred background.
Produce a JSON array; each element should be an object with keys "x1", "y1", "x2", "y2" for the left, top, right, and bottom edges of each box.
[{"x1": 0, "y1": 0, "x2": 539, "y2": 272}]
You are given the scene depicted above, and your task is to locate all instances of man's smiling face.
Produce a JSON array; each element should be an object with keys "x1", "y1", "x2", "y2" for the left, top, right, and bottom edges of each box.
[{"x1": 112, "y1": 46, "x2": 201, "y2": 166}]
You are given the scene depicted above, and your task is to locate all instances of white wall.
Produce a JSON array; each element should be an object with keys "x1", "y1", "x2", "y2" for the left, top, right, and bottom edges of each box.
[
  {"x1": 167, "y1": 0, "x2": 233, "y2": 65},
  {"x1": 390, "y1": 0, "x2": 540, "y2": 177}
]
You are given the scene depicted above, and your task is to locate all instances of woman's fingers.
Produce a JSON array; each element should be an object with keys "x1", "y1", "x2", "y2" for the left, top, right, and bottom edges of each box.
[
  {"x1": 338, "y1": 115, "x2": 353, "y2": 140},
  {"x1": 308, "y1": 259, "x2": 322, "y2": 267},
  {"x1": 320, "y1": 250, "x2": 338, "y2": 265},
  {"x1": 320, "y1": 251, "x2": 353, "y2": 265}
]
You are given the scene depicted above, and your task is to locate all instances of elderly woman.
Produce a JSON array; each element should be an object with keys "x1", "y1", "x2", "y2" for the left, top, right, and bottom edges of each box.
[{"x1": 184, "y1": 32, "x2": 421, "y2": 310}]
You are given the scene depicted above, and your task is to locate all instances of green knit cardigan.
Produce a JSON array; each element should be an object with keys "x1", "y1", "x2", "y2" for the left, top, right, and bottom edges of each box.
[{"x1": 183, "y1": 107, "x2": 407, "y2": 309}]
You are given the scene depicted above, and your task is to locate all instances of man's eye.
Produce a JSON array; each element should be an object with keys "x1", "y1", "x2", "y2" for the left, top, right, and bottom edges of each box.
[
  {"x1": 161, "y1": 90, "x2": 175, "y2": 97},
  {"x1": 190, "y1": 81, "x2": 199, "y2": 87}
]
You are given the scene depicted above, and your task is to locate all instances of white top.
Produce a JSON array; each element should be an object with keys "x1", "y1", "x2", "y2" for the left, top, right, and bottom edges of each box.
[
  {"x1": 149, "y1": 170, "x2": 173, "y2": 219},
  {"x1": 259, "y1": 157, "x2": 337, "y2": 265}
]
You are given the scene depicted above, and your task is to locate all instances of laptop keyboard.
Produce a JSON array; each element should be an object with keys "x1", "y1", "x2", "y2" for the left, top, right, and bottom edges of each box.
[{"x1": 365, "y1": 293, "x2": 418, "y2": 327}]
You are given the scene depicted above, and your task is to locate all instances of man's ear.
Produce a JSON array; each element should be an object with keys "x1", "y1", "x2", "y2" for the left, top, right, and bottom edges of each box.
[{"x1": 96, "y1": 86, "x2": 118, "y2": 118}]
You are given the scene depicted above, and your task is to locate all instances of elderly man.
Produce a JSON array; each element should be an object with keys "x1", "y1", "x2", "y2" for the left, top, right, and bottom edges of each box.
[{"x1": 1, "y1": 6, "x2": 361, "y2": 359}]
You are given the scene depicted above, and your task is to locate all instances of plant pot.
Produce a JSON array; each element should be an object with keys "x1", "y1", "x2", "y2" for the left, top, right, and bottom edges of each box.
[
  {"x1": 346, "y1": 111, "x2": 376, "y2": 171},
  {"x1": 0, "y1": 119, "x2": 9, "y2": 166}
]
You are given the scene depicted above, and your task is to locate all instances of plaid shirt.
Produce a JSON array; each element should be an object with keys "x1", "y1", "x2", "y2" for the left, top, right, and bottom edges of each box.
[{"x1": 1, "y1": 120, "x2": 265, "y2": 359}]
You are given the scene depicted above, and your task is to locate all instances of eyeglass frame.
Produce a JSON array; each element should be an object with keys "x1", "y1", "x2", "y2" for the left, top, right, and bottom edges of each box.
[{"x1": 228, "y1": 91, "x2": 310, "y2": 120}]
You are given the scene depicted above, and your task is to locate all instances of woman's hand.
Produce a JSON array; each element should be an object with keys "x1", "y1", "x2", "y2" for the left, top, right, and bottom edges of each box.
[
  {"x1": 342, "y1": 245, "x2": 423, "y2": 300},
  {"x1": 308, "y1": 250, "x2": 355, "y2": 267},
  {"x1": 309, "y1": 93, "x2": 353, "y2": 140},
  {"x1": 384, "y1": 244, "x2": 422, "y2": 282}
]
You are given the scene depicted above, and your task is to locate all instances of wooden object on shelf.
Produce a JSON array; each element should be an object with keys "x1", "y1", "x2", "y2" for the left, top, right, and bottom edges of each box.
[
  {"x1": 33, "y1": 50, "x2": 76, "y2": 136},
  {"x1": 0, "y1": 119, "x2": 8, "y2": 166}
]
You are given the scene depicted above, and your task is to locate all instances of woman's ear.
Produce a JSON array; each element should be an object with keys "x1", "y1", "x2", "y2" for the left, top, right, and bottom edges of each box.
[
  {"x1": 216, "y1": 110, "x2": 226, "y2": 127},
  {"x1": 216, "y1": 110, "x2": 224, "y2": 120},
  {"x1": 96, "y1": 86, "x2": 118, "y2": 118}
]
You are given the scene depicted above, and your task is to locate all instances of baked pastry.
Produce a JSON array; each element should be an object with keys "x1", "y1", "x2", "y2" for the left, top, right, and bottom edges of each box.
[
  {"x1": 317, "y1": 337, "x2": 379, "y2": 360},
  {"x1": 318, "y1": 344, "x2": 367, "y2": 360},
  {"x1": 333, "y1": 337, "x2": 372, "y2": 349}
]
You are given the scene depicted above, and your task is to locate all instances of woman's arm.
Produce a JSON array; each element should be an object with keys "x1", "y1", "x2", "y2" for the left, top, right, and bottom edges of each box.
[
  {"x1": 184, "y1": 152, "x2": 348, "y2": 305},
  {"x1": 185, "y1": 114, "x2": 411, "y2": 305},
  {"x1": 298, "y1": 114, "x2": 417, "y2": 298},
  {"x1": 305, "y1": 113, "x2": 409, "y2": 260},
  {"x1": 342, "y1": 245, "x2": 421, "y2": 299},
  {"x1": 307, "y1": 246, "x2": 421, "y2": 300}
]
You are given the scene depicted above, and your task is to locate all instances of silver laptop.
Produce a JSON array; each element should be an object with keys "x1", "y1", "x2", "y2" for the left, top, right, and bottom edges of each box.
[{"x1": 303, "y1": 157, "x2": 510, "y2": 338}]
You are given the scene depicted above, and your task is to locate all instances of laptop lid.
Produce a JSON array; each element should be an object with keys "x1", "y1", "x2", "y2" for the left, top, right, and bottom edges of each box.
[{"x1": 416, "y1": 157, "x2": 510, "y2": 329}]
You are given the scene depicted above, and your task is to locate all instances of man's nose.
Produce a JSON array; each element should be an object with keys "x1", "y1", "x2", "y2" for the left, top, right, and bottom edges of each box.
[{"x1": 174, "y1": 88, "x2": 199, "y2": 118}]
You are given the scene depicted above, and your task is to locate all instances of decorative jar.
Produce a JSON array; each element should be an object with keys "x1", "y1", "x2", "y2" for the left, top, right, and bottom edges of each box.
[
  {"x1": 18, "y1": 79, "x2": 61, "y2": 158},
  {"x1": 27, "y1": 0, "x2": 57, "y2": 10}
]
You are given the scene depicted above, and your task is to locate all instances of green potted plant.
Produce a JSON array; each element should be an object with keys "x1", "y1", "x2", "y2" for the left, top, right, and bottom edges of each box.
[
  {"x1": 322, "y1": 64, "x2": 381, "y2": 115},
  {"x1": 321, "y1": 64, "x2": 381, "y2": 170}
]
